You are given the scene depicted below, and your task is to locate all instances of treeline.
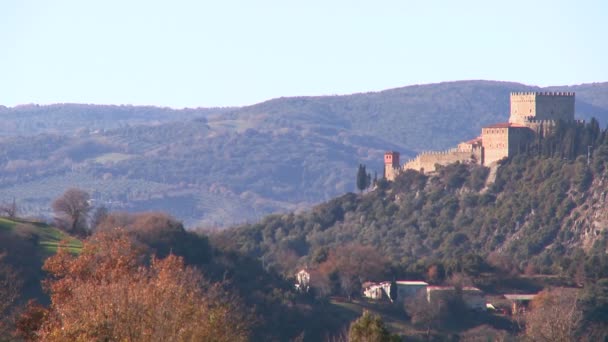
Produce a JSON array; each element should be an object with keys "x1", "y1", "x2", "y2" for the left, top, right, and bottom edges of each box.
[{"x1": 530, "y1": 118, "x2": 605, "y2": 160}]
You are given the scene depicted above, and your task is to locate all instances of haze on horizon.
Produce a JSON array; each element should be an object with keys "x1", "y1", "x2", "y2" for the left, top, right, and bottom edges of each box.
[{"x1": 1, "y1": 0, "x2": 606, "y2": 109}]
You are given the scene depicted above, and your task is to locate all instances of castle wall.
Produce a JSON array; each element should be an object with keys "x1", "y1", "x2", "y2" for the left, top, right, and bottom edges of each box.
[
  {"x1": 510, "y1": 93, "x2": 536, "y2": 125},
  {"x1": 403, "y1": 148, "x2": 481, "y2": 173},
  {"x1": 387, "y1": 91, "x2": 576, "y2": 176},
  {"x1": 482, "y1": 127, "x2": 510, "y2": 165},
  {"x1": 385, "y1": 166, "x2": 400, "y2": 181},
  {"x1": 482, "y1": 125, "x2": 534, "y2": 165}
]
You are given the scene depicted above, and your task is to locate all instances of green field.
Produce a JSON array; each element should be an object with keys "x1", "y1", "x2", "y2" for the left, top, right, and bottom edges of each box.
[{"x1": 0, "y1": 217, "x2": 82, "y2": 256}]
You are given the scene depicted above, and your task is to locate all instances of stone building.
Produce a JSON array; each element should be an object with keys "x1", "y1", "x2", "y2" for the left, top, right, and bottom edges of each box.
[
  {"x1": 385, "y1": 91, "x2": 576, "y2": 179},
  {"x1": 509, "y1": 91, "x2": 575, "y2": 125},
  {"x1": 481, "y1": 123, "x2": 534, "y2": 165},
  {"x1": 384, "y1": 151, "x2": 400, "y2": 181}
]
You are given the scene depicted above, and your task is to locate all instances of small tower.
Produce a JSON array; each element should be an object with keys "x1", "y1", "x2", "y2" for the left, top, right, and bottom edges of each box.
[{"x1": 384, "y1": 151, "x2": 400, "y2": 181}]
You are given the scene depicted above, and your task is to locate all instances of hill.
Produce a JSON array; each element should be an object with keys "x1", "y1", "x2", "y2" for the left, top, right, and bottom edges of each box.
[
  {"x1": 0, "y1": 216, "x2": 82, "y2": 309},
  {"x1": 219, "y1": 120, "x2": 608, "y2": 283},
  {"x1": 0, "y1": 81, "x2": 607, "y2": 226},
  {"x1": 0, "y1": 217, "x2": 82, "y2": 256}
]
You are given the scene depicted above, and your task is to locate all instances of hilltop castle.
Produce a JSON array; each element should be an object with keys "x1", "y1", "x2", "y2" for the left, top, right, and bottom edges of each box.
[{"x1": 385, "y1": 91, "x2": 576, "y2": 180}]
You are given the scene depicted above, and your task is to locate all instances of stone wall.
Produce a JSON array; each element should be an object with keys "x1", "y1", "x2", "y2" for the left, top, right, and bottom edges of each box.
[
  {"x1": 510, "y1": 92, "x2": 536, "y2": 125},
  {"x1": 385, "y1": 165, "x2": 400, "y2": 181},
  {"x1": 509, "y1": 92, "x2": 575, "y2": 125},
  {"x1": 482, "y1": 126, "x2": 510, "y2": 165},
  {"x1": 403, "y1": 148, "x2": 481, "y2": 173},
  {"x1": 482, "y1": 125, "x2": 534, "y2": 165}
]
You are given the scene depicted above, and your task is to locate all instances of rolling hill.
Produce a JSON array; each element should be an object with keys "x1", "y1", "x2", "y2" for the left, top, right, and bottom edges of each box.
[{"x1": 0, "y1": 80, "x2": 607, "y2": 226}]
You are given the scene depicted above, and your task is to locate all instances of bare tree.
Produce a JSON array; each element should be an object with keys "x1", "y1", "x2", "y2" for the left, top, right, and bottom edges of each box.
[
  {"x1": 523, "y1": 287, "x2": 582, "y2": 342},
  {"x1": 0, "y1": 252, "x2": 22, "y2": 336},
  {"x1": 0, "y1": 198, "x2": 18, "y2": 219},
  {"x1": 405, "y1": 291, "x2": 443, "y2": 338},
  {"x1": 52, "y1": 188, "x2": 91, "y2": 236}
]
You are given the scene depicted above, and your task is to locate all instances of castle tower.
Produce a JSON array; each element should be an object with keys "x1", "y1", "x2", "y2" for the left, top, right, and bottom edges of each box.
[
  {"x1": 384, "y1": 151, "x2": 400, "y2": 181},
  {"x1": 509, "y1": 91, "x2": 575, "y2": 126}
]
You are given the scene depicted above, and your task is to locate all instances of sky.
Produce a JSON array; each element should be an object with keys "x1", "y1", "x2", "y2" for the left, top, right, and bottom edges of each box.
[{"x1": 1, "y1": 0, "x2": 607, "y2": 108}]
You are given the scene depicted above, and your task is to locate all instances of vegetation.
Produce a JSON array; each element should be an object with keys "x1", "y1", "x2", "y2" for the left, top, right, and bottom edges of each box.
[
  {"x1": 1, "y1": 82, "x2": 607, "y2": 226},
  {"x1": 219, "y1": 121, "x2": 608, "y2": 288},
  {"x1": 348, "y1": 311, "x2": 400, "y2": 342},
  {"x1": 18, "y1": 228, "x2": 250, "y2": 341},
  {"x1": 1, "y1": 82, "x2": 608, "y2": 340},
  {"x1": 51, "y1": 188, "x2": 92, "y2": 237}
]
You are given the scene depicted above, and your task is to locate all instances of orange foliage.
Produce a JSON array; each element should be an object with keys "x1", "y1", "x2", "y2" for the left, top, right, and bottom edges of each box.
[{"x1": 35, "y1": 228, "x2": 250, "y2": 341}]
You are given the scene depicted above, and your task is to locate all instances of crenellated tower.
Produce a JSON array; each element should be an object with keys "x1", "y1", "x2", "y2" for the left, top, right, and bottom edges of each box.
[
  {"x1": 384, "y1": 151, "x2": 400, "y2": 181},
  {"x1": 509, "y1": 91, "x2": 575, "y2": 125}
]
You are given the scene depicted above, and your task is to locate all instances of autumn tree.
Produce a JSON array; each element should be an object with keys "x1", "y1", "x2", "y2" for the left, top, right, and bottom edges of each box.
[
  {"x1": 52, "y1": 188, "x2": 91, "y2": 236},
  {"x1": 523, "y1": 288, "x2": 582, "y2": 342},
  {"x1": 96, "y1": 211, "x2": 211, "y2": 264},
  {"x1": 33, "y1": 228, "x2": 250, "y2": 341},
  {"x1": 314, "y1": 244, "x2": 388, "y2": 299},
  {"x1": 89, "y1": 205, "x2": 108, "y2": 231}
]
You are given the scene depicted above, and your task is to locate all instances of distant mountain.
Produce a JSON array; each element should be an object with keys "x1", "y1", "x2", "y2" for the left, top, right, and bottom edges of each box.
[
  {"x1": 1, "y1": 81, "x2": 607, "y2": 226},
  {"x1": 0, "y1": 104, "x2": 230, "y2": 137}
]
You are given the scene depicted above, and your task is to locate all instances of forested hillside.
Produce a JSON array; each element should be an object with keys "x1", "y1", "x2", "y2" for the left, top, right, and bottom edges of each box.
[
  {"x1": 221, "y1": 120, "x2": 608, "y2": 282},
  {"x1": 1, "y1": 81, "x2": 607, "y2": 226}
]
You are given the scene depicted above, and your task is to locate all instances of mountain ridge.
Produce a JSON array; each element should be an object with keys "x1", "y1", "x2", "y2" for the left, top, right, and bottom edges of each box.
[{"x1": 1, "y1": 80, "x2": 607, "y2": 226}]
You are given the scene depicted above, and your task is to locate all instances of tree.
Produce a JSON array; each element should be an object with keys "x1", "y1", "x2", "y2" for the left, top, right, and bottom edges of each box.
[
  {"x1": 348, "y1": 311, "x2": 400, "y2": 342},
  {"x1": 357, "y1": 164, "x2": 369, "y2": 193},
  {"x1": 315, "y1": 244, "x2": 388, "y2": 299},
  {"x1": 0, "y1": 198, "x2": 18, "y2": 219},
  {"x1": 0, "y1": 253, "x2": 22, "y2": 337},
  {"x1": 34, "y1": 228, "x2": 250, "y2": 341},
  {"x1": 577, "y1": 279, "x2": 608, "y2": 340},
  {"x1": 89, "y1": 205, "x2": 108, "y2": 231},
  {"x1": 405, "y1": 292, "x2": 443, "y2": 338},
  {"x1": 52, "y1": 188, "x2": 91, "y2": 236},
  {"x1": 523, "y1": 288, "x2": 581, "y2": 342}
]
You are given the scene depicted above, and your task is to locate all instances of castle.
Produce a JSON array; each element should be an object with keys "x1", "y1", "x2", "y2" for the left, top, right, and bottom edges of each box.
[{"x1": 385, "y1": 91, "x2": 576, "y2": 180}]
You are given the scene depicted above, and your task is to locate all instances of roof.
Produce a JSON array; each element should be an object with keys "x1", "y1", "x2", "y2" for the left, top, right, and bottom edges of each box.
[
  {"x1": 395, "y1": 281, "x2": 428, "y2": 286},
  {"x1": 464, "y1": 136, "x2": 482, "y2": 144},
  {"x1": 427, "y1": 286, "x2": 482, "y2": 292},
  {"x1": 504, "y1": 294, "x2": 537, "y2": 301},
  {"x1": 483, "y1": 122, "x2": 527, "y2": 129},
  {"x1": 362, "y1": 281, "x2": 391, "y2": 288},
  {"x1": 427, "y1": 286, "x2": 454, "y2": 291}
]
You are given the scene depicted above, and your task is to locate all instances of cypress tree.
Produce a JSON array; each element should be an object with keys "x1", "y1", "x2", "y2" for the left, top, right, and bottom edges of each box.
[{"x1": 356, "y1": 164, "x2": 368, "y2": 193}]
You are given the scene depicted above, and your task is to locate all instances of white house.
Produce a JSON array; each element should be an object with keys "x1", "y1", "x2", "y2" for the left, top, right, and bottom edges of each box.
[
  {"x1": 363, "y1": 280, "x2": 429, "y2": 302},
  {"x1": 363, "y1": 282, "x2": 392, "y2": 300}
]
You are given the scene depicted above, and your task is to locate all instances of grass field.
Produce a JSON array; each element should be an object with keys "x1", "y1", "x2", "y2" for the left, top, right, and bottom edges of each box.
[{"x1": 0, "y1": 216, "x2": 82, "y2": 256}]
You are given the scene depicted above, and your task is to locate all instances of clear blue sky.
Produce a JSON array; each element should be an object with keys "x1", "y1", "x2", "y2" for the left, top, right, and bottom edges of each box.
[{"x1": 1, "y1": 0, "x2": 606, "y2": 108}]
